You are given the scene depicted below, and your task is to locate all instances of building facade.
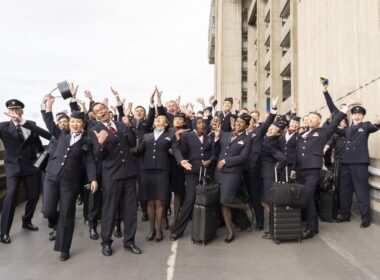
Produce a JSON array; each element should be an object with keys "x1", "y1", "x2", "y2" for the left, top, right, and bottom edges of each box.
[{"x1": 209, "y1": 0, "x2": 380, "y2": 220}]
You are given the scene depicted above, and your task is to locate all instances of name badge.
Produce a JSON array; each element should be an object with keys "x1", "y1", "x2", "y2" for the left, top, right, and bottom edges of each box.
[
  {"x1": 165, "y1": 137, "x2": 171, "y2": 141},
  {"x1": 312, "y1": 132, "x2": 319, "y2": 137},
  {"x1": 238, "y1": 140, "x2": 244, "y2": 145},
  {"x1": 251, "y1": 133, "x2": 257, "y2": 138},
  {"x1": 358, "y1": 128, "x2": 364, "y2": 132}
]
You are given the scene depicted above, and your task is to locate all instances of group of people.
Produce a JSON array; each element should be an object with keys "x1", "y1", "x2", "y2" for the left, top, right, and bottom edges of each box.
[{"x1": 0, "y1": 82, "x2": 379, "y2": 261}]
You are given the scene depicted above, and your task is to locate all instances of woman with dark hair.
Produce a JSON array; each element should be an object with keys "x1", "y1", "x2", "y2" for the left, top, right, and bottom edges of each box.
[
  {"x1": 214, "y1": 113, "x2": 253, "y2": 243},
  {"x1": 43, "y1": 95, "x2": 98, "y2": 261},
  {"x1": 137, "y1": 115, "x2": 181, "y2": 242}
]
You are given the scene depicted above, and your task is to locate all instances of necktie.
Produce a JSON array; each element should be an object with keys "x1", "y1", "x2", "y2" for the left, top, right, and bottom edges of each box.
[
  {"x1": 197, "y1": 131, "x2": 204, "y2": 137},
  {"x1": 107, "y1": 123, "x2": 117, "y2": 136},
  {"x1": 232, "y1": 131, "x2": 239, "y2": 137},
  {"x1": 16, "y1": 124, "x2": 25, "y2": 142},
  {"x1": 288, "y1": 128, "x2": 295, "y2": 134}
]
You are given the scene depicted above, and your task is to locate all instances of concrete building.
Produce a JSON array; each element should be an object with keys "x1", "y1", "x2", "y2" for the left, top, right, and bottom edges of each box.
[{"x1": 209, "y1": 0, "x2": 380, "y2": 220}]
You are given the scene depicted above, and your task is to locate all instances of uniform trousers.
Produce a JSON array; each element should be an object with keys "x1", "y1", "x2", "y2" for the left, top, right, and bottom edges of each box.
[
  {"x1": 1, "y1": 173, "x2": 40, "y2": 235},
  {"x1": 101, "y1": 177, "x2": 137, "y2": 246},
  {"x1": 339, "y1": 164, "x2": 370, "y2": 223}
]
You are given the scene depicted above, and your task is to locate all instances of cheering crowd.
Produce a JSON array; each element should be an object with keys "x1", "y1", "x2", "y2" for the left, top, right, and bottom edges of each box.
[{"x1": 0, "y1": 81, "x2": 379, "y2": 261}]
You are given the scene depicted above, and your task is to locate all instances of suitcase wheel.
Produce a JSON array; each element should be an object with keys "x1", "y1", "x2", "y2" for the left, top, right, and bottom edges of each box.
[{"x1": 275, "y1": 240, "x2": 281, "y2": 245}]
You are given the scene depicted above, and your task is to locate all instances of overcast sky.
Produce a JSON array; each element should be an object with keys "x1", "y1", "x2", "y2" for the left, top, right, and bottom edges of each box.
[{"x1": 0, "y1": 0, "x2": 213, "y2": 123}]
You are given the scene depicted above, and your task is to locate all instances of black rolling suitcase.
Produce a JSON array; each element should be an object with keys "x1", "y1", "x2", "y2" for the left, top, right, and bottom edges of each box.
[
  {"x1": 319, "y1": 187, "x2": 339, "y2": 222},
  {"x1": 270, "y1": 167, "x2": 303, "y2": 244},
  {"x1": 191, "y1": 167, "x2": 219, "y2": 245}
]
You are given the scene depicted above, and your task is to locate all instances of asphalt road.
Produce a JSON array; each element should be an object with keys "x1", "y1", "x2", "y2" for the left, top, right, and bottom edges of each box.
[{"x1": 0, "y1": 202, "x2": 379, "y2": 280}]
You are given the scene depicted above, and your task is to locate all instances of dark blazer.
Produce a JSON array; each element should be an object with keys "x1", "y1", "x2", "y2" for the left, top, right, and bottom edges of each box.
[
  {"x1": 260, "y1": 135, "x2": 287, "y2": 172},
  {"x1": 175, "y1": 130, "x2": 216, "y2": 174},
  {"x1": 91, "y1": 121, "x2": 137, "y2": 180},
  {"x1": 221, "y1": 112, "x2": 236, "y2": 132},
  {"x1": 42, "y1": 111, "x2": 96, "y2": 183},
  {"x1": 247, "y1": 112, "x2": 277, "y2": 169},
  {"x1": 137, "y1": 131, "x2": 181, "y2": 171},
  {"x1": 292, "y1": 111, "x2": 347, "y2": 171},
  {"x1": 215, "y1": 131, "x2": 252, "y2": 173},
  {"x1": 279, "y1": 130, "x2": 298, "y2": 166},
  {"x1": 326, "y1": 133, "x2": 346, "y2": 160},
  {"x1": 339, "y1": 122, "x2": 379, "y2": 164},
  {"x1": 0, "y1": 120, "x2": 48, "y2": 177}
]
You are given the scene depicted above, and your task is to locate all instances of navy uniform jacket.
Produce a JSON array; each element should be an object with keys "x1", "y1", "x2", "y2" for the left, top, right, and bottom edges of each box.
[
  {"x1": 215, "y1": 132, "x2": 252, "y2": 173},
  {"x1": 292, "y1": 111, "x2": 347, "y2": 171},
  {"x1": 175, "y1": 130, "x2": 216, "y2": 174},
  {"x1": 247, "y1": 112, "x2": 277, "y2": 169},
  {"x1": 279, "y1": 130, "x2": 298, "y2": 167},
  {"x1": 0, "y1": 120, "x2": 49, "y2": 177},
  {"x1": 137, "y1": 131, "x2": 182, "y2": 171},
  {"x1": 339, "y1": 122, "x2": 379, "y2": 164},
  {"x1": 260, "y1": 136, "x2": 287, "y2": 172},
  {"x1": 326, "y1": 133, "x2": 346, "y2": 160},
  {"x1": 221, "y1": 112, "x2": 236, "y2": 132},
  {"x1": 42, "y1": 111, "x2": 96, "y2": 183},
  {"x1": 91, "y1": 121, "x2": 137, "y2": 180}
]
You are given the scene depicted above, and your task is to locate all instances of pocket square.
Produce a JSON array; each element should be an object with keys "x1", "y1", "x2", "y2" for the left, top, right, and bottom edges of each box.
[
  {"x1": 312, "y1": 132, "x2": 319, "y2": 137},
  {"x1": 238, "y1": 140, "x2": 244, "y2": 145},
  {"x1": 165, "y1": 137, "x2": 171, "y2": 141}
]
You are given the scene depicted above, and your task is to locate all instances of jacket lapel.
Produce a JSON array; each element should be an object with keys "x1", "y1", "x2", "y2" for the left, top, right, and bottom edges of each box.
[{"x1": 230, "y1": 132, "x2": 245, "y2": 145}]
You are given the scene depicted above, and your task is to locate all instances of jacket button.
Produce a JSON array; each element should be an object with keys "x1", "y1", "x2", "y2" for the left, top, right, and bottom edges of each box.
[
  {"x1": 67, "y1": 148, "x2": 70, "y2": 151},
  {"x1": 61, "y1": 162, "x2": 64, "y2": 165},
  {"x1": 225, "y1": 153, "x2": 227, "y2": 156},
  {"x1": 153, "y1": 156, "x2": 155, "y2": 159},
  {"x1": 302, "y1": 153, "x2": 305, "y2": 156},
  {"x1": 154, "y1": 143, "x2": 156, "y2": 145},
  {"x1": 122, "y1": 159, "x2": 125, "y2": 162},
  {"x1": 201, "y1": 147, "x2": 203, "y2": 150},
  {"x1": 64, "y1": 155, "x2": 67, "y2": 158}
]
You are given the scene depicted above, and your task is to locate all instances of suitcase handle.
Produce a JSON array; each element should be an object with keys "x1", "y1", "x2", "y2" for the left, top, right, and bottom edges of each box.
[
  {"x1": 274, "y1": 166, "x2": 288, "y2": 183},
  {"x1": 199, "y1": 166, "x2": 207, "y2": 184}
]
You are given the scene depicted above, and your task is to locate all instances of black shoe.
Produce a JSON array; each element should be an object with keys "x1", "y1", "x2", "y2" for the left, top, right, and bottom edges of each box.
[
  {"x1": 113, "y1": 226, "x2": 122, "y2": 238},
  {"x1": 49, "y1": 230, "x2": 56, "y2": 241},
  {"x1": 76, "y1": 196, "x2": 83, "y2": 206},
  {"x1": 124, "y1": 244, "x2": 142, "y2": 255},
  {"x1": 170, "y1": 233, "x2": 180, "y2": 241},
  {"x1": 360, "y1": 221, "x2": 371, "y2": 228},
  {"x1": 255, "y1": 224, "x2": 264, "y2": 231},
  {"x1": 102, "y1": 245, "x2": 112, "y2": 256},
  {"x1": 302, "y1": 229, "x2": 315, "y2": 239},
  {"x1": 60, "y1": 252, "x2": 70, "y2": 261},
  {"x1": 22, "y1": 222, "x2": 39, "y2": 231},
  {"x1": 155, "y1": 230, "x2": 163, "y2": 242},
  {"x1": 141, "y1": 213, "x2": 149, "y2": 222},
  {"x1": 224, "y1": 234, "x2": 235, "y2": 244},
  {"x1": 0, "y1": 234, "x2": 11, "y2": 244},
  {"x1": 335, "y1": 215, "x2": 350, "y2": 223},
  {"x1": 89, "y1": 228, "x2": 99, "y2": 240},
  {"x1": 145, "y1": 231, "x2": 156, "y2": 242}
]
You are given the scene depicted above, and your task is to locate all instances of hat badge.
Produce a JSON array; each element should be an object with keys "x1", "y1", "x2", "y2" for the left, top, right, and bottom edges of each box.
[{"x1": 12, "y1": 101, "x2": 15, "y2": 105}]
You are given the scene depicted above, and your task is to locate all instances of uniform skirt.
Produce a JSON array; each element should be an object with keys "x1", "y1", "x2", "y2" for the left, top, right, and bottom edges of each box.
[
  {"x1": 141, "y1": 169, "x2": 170, "y2": 201},
  {"x1": 215, "y1": 170, "x2": 242, "y2": 205}
]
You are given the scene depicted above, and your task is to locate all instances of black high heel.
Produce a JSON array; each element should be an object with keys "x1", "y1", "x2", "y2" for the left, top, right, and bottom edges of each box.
[
  {"x1": 224, "y1": 233, "x2": 235, "y2": 243},
  {"x1": 145, "y1": 230, "x2": 156, "y2": 241},
  {"x1": 155, "y1": 230, "x2": 163, "y2": 242}
]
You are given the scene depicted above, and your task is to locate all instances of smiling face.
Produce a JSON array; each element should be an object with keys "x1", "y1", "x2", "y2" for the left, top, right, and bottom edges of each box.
[
  {"x1": 308, "y1": 113, "x2": 321, "y2": 129},
  {"x1": 289, "y1": 119, "x2": 300, "y2": 131},
  {"x1": 58, "y1": 118, "x2": 69, "y2": 130},
  {"x1": 134, "y1": 106, "x2": 146, "y2": 120},
  {"x1": 69, "y1": 118, "x2": 85, "y2": 133},
  {"x1": 352, "y1": 113, "x2": 364, "y2": 124},
  {"x1": 211, "y1": 116, "x2": 222, "y2": 130},
  {"x1": 154, "y1": 115, "x2": 169, "y2": 129},
  {"x1": 173, "y1": 117, "x2": 185, "y2": 129},
  {"x1": 235, "y1": 118, "x2": 248, "y2": 132},
  {"x1": 92, "y1": 103, "x2": 111, "y2": 123},
  {"x1": 266, "y1": 124, "x2": 282, "y2": 137},
  {"x1": 167, "y1": 101, "x2": 178, "y2": 115},
  {"x1": 223, "y1": 100, "x2": 232, "y2": 112},
  {"x1": 196, "y1": 118, "x2": 205, "y2": 132}
]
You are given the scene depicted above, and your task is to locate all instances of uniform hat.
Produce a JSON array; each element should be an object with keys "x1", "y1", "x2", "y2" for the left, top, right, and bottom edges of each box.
[
  {"x1": 6, "y1": 99, "x2": 24, "y2": 109},
  {"x1": 174, "y1": 112, "x2": 186, "y2": 119},
  {"x1": 273, "y1": 121, "x2": 287, "y2": 130},
  {"x1": 238, "y1": 113, "x2": 251, "y2": 124},
  {"x1": 351, "y1": 106, "x2": 366, "y2": 115},
  {"x1": 57, "y1": 81, "x2": 73, "y2": 100},
  {"x1": 291, "y1": 115, "x2": 301, "y2": 122},
  {"x1": 224, "y1": 97, "x2": 233, "y2": 104},
  {"x1": 214, "y1": 111, "x2": 224, "y2": 120},
  {"x1": 70, "y1": 111, "x2": 85, "y2": 120}
]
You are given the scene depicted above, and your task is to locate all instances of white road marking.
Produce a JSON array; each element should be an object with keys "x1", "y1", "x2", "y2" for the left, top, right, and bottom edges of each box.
[
  {"x1": 320, "y1": 234, "x2": 378, "y2": 280},
  {"x1": 167, "y1": 240, "x2": 178, "y2": 280}
]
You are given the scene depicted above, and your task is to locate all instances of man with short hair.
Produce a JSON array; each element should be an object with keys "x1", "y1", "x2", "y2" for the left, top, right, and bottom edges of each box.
[{"x1": 0, "y1": 99, "x2": 50, "y2": 244}]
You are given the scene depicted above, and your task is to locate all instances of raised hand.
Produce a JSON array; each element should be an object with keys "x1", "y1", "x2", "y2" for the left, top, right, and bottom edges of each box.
[
  {"x1": 175, "y1": 95, "x2": 181, "y2": 107},
  {"x1": 124, "y1": 102, "x2": 133, "y2": 117},
  {"x1": 93, "y1": 130, "x2": 109, "y2": 146},
  {"x1": 291, "y1": 102, "x2": 297, "y2": 114},
  {"x1": 150, "y1": 87, "x2": 156, "y2": 104},
  {"x1": 217, "y1": 160, "x2": 225, "y2": 170},
  {"x1": 68, "y1": 82, "x2": 79, "y2": 98},
  {"x1": 84, "y1": 90, "x2": 93, "y2": 102},
  {"x1": 110, "y1": 87, "x2": 120, "y2": 97},
  {"x1": 4, "y1": 111, "x2": 22, "y2": 122},
  {"x1": 122, "y1": 116, "x2": 132, "y2": 127},
  {"x1": 180, "y1": 160, "x2": 192, "y2": 171},
  {"x1": 230, "y1": 117, "x2": 236, "y2": 130},
  {"x1": 103, "y1": 97, "x2": 109, "y2": 108},
  {"x1": 271, "y1": 95, "x2": 279, "y2": 108},
  {"x1": 175, "y1": 128, "x2": 190, "y2": 141},
  {"x1": 208, "y1": 95, "x2": 215, "y2": 105},
  {"x1": 196, "y1": 97, "x2": 206, "y2": 108},
  {"x1": 373, "y1": 115, "x2": 380, "y2": 126},
  {"x1": 110, "y1": 105, "x2": 117, "y2": 114}
]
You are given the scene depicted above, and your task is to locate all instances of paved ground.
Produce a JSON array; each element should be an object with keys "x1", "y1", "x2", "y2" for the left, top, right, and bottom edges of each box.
[{"x1": 0, "y1": 202, "x2": 380, "y2": 280}]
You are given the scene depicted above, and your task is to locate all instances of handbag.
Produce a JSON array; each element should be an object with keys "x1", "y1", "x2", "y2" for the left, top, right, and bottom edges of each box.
[
  {"x1": 195, "y1": 166, "x2": 220, "y2": 207},
  {"x1": 33, "y1": 150, "x2": 50, "y2": 171},
  {"x1": 271, "y1": 166, "x2": 307, "y2": 208}
]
